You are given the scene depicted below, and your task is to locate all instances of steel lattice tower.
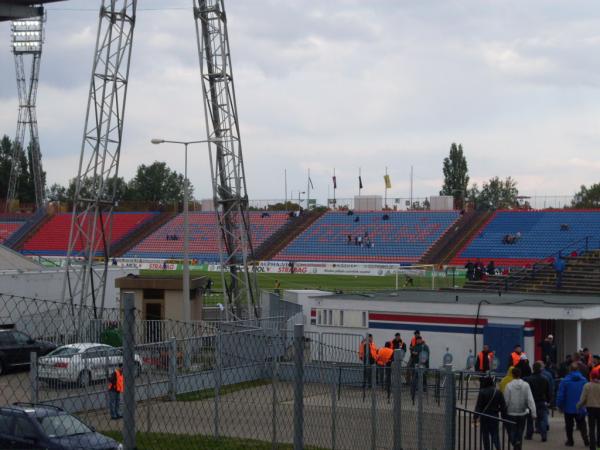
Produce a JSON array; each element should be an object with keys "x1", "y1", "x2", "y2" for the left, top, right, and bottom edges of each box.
[
  {"x1": 6, "y1": 15, "x2": 45, "y2": 211},
  {"x1": 62, "y1": 0, "x2": 137, "y2": 315},
  {"x1": 194, "y1": 0, "x2": 257, "y2": 319}
]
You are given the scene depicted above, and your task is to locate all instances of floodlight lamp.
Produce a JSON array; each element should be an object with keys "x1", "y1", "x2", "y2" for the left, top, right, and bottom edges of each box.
[{"x1": 150, "y1": 138, "x2": 165, "y2": 145}]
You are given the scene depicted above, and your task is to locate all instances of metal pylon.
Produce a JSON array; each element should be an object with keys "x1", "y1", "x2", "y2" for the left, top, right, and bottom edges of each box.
[
  {"x1": 6, "y1": 14, "x2": 45, "y2": 211},
  {"x1": 62, "y1": 0, "x2": 137, "y2": 316},
  {"x1": 193, "y1": 0, "x2": 258, "y2": 319}
]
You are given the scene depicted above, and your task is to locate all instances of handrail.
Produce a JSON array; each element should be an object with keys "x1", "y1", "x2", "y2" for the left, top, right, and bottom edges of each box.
[
  {"x1": 487, "y1": 234, "x2": 598, "y2": 291},
  {"x1": 455, "y1": 406, "x2": 516, "y2": 426}
]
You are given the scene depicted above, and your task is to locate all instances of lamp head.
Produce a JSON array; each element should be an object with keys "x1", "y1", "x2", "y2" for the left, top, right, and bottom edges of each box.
[{"x1": 150, "y1": 138, "x2": 164, "y2": 145}]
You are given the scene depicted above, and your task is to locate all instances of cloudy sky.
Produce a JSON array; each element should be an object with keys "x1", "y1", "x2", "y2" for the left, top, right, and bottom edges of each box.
[{"x1": 1, "y1": 0, "x2": 600, "y2": 205}]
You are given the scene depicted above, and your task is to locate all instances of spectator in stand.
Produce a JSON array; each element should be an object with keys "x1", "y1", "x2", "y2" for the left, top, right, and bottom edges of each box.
[
  {"x1": 515, "y1": 231, "x2": 522, "y2": 242},
  {"x1": 525, "y1": 361, "x2": 552, "y2": 442},
  {"x1": 505, "y1": 367, "x2": 536, "y2": 450},
  {"x1": 474, "y1": 259, "x2": 484, "y2": 281},
  {"x1": 577, "y1": 370, "x2": 600, "y2": 450},
  {"x1": 486, "y1": 261, "x2": 496, "y2": 276},
  {"x1": 347, "y1": 234, "x2": 352, "y2": 244},
  {"x1": 475, "y1": 375, "x2": 507, "y2": 450},
  {"x1": 539, "y1": 334, "x2": 557, "y2": 366},
  {"x1": 557, "y1": 363, "x2": 590, "y2": 447},
  {"x1": 560, "y1": 223, "x2": 570, "y2": 231}
]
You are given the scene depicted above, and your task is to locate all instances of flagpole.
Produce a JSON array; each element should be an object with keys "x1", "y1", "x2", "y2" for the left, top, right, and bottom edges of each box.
[
  {"x1": 410, "y1": 165, "x2": 414, "y2": 210},
  {"x1": 333, "y1": 168, "x2": 336, "y2": 210},
  {"x1": 385, "y1": 166, "x2": 388, "y2": 209},
  {"x1": 307, "y1": 168, "x2": 310, "y2": 210},
  {"x1": 284, "y1": 169, "x2": 288, "y2": 206}
]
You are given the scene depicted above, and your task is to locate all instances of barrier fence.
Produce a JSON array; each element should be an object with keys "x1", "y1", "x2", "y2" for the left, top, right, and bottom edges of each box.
[{"x1": 0, "y1": 293, "x2": 518, "y2": 450}]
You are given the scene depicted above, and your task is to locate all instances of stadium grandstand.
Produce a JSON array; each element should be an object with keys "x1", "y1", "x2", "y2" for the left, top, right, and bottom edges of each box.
[
  {"x1": 272, "y1": 210, "x2": 459, "y2": 264},
  {"x1": 451, "y1": 209, "x2": 600, "y2": 267},
  {"x1": 0, "y1": 213, "x2": 31, "y2": 244},
  {"x1": 124, "y1": 211, "x2": 292, "y2": 261},
  {"x1": 20, "y1": 212, "x2": 159, "y2": 256}
]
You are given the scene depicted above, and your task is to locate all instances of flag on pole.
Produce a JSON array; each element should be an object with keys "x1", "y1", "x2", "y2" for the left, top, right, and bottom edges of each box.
[
  {"x1": 384, "y1": 174, "x2": 391, "y2": 189},
  {"x1": 332, "y1": 175, "x2": 337, "y2": 189},
  {"x1": 359, "y1": 176, "x2": 363, "y2": 189},
  {"x1": 309, "y1": 177, "x2": 314, "y2": 189}
]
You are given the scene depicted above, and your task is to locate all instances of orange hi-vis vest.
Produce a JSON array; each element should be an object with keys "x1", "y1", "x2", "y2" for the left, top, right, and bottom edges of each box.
[
  {"x1": 477, "y1": 351, "x2": 494, "y2": 371},
  {"x1": 376, "y1": 347, "x2": 394, "y2": 366},
  {"x1": 359, "y1": 341, "x2": 377, "y2": 362},
  {"x1": 511, "y1": 352, "x2": 525, "y2": 367},
  {"x1": 109, "y1": 369, "x2": 124, "y2": 393}
]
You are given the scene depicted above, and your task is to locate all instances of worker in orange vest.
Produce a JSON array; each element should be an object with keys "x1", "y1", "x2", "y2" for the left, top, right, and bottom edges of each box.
[
  {"x1": 388, "y1": 332, "x2": 407, "y2": 353},
  {"x1": 477, "y1": 344, "x2": 494, "y2": 372},
  {"x1": 509, "y1": 344, "x2": 526, "y2": 368},
  {"x1": 376, "y1": 342, "x2": 395, "y2": 388},
  {"x1": 410, "y1": 330, "x2": 423, "y2": 350},
  {"x1": 590, "y1": 355, "x2": 600, "y2": 380},
  {"x1": 359, "y1": 334, "x2": 378, "y2": 388},
  {"x1": 108, "y1": 363, "x2": 124, "y2": 419}
]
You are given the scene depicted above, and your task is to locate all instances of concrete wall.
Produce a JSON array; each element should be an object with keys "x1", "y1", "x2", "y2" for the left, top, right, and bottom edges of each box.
[{"x1": 0, "y1": 267, "x2": 138, "y2": 308}]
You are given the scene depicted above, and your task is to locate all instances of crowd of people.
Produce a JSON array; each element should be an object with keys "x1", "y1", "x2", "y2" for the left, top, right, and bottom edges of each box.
[
  {"x1": 347, "y1": 231, "x2": 375, "y2": 248},
  {"x1": 465, "y1": 259, "x2": 498, "y2": 281},
  {"x1": 475, "y1": 334, "x2": 600, "y2": 450}
]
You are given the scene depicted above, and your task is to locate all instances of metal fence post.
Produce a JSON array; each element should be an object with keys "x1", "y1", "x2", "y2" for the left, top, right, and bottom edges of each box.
[
  {"x1": 371, "y1": 363, "x2": 377, "y2": 450},
  {"x1": 331, "y1": 363, "x2": 337, "y2": 450},
  {"x1": 122, "y1": 291, "x2": 136, "y2": 450},
  {"x1": 214, "y1": 331, "x2": 222, "y2": 438},
  {"x1": 417, "y1": 367, "x2": 424, "y2": 450},
  {"x1": 392, "y1": 350, "x2": 402, "y2": 450},
  {"x1": 169, "y1": 337, "x2": 177, "y2": 401},
  {"x1": 444, "y1": 368, "x2": 456, "y2": 450},
  {"x1": 271, "y1": 352, "x2": 278, "y2": 450},
  {"x1": 293, "y1": 323, "x2": 304, "y2": 450},
  {"x1": 29, "y1": 352, "x2": 38, "y2": 404}
]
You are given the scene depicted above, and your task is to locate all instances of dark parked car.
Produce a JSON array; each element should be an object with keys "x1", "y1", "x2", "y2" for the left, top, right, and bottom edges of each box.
[
  {"x1": 0, "y1": 403, "x2": 122, "y2": 449},
  {"x1": 0, "y1": 328, "x2": 56, "y2": 375}
]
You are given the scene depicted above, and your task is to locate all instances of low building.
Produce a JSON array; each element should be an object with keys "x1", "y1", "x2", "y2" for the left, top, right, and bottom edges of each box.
[{"x1": 284, "y1": 289, "x2": 600, "y2": 371}]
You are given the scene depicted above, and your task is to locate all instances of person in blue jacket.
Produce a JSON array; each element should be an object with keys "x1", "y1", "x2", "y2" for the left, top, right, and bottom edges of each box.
[{"x1": 557, "y1": 363, "x2": 590, "y2": 447}]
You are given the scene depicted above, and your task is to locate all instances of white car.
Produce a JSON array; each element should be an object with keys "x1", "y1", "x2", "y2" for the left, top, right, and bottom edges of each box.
[{"x1": 37, "y1": 343, "x2": 142, "y2": 387}]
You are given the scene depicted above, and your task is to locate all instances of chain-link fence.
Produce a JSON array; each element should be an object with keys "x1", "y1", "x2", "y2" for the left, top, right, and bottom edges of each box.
[{"x1": 0, "y1": 292, "x2": 518, "y2": 450}]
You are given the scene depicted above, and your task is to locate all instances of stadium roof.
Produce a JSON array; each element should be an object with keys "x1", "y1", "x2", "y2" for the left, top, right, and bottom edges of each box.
[{"x1": 0, "y1": 1, "x2": 65, "y2": 22}]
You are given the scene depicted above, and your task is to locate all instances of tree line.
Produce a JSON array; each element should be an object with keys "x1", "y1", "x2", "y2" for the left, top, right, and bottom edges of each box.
[
  {"x1": 0, "y1": 134, "x2": 191, "y2": 207},
  {"x1": 440, "y1": 142, "x2": 598, "y2": 210}
]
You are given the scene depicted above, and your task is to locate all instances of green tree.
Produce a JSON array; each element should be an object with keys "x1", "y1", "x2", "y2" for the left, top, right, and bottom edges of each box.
[
  {"x1": 0, "y1": 135, "x2": 12, "y2": 199},
  {"x1": 127, "y1": 162, "x2": 190, "y2": 204},
  {"x1": 572, "y1": 183, "x2": 600, "y2": 208},
  {"x1": 469, "y1": 176, "x2": 519, "y2": 210},
  {"x1": 46, "y1": 183, "x2": 68, "y2": 202},
  {"x1": 0, "y1": 135, "x2": 45, "y2": 205},
  {"x1": 440, "y1": 143, "x2": 469, "y2": 207},
  {"x1": 65, "y1": 175, "x2": 128, "y2": 203}
]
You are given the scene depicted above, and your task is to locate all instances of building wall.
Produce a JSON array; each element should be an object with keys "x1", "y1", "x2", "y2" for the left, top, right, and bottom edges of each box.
[{"x1": 286, "y1": 290, "x2": 591, "y2": 370}]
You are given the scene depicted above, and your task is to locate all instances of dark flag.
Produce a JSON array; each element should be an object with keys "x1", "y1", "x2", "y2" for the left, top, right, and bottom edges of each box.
[
  {"x1": 359, "y1": 176, "x2": 363, "y2": 189},
  {"x1": 332, "y1": 175, "x2": 337, "y2": 189}
]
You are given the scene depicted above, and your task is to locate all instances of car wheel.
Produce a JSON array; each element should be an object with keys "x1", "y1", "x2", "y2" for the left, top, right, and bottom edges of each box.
[{"x1": 78, "y1": 370, "x2": 92, "y2": 388}]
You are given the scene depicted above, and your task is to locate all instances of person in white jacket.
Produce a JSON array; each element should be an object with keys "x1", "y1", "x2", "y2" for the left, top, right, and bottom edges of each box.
[{"x1": 504, "y1": 367, "x2": 537, "y2": 450}]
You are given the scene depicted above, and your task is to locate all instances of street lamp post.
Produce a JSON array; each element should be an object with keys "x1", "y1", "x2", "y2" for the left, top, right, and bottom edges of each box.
[{"x1": 151, "y1": 138, "x2": 212, "y2": 323}]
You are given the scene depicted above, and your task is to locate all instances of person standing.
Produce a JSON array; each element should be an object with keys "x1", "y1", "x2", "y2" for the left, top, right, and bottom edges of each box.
[
  {"x1": 409, "y1": 335, "x2": 430, "y2": 397},
  {"x1": 539, "y1": 334, "x2": 557, "y2": 365},
  {"x1": 577, "y1": 370, "x2": 600, "y2": 450},
  {"x1": 475, "y1": 376, "x2": 507, "y2": 450},
  {"x1": 376, "y1": 342, "x2": 394, "y2": 389},
  {"x1": 557, "y1": 363, "x2": 590, "y2": 447},
  {"x1": 477, "y1": 344, "x2": 495, "y2": 373},
  {"x1": 525, "y1": 361, "x2": 552, "y2": 442},
  {"x1": 274, "y1": 279, "x2": 281, "y2": 295},
  {"x1": 359, "y1": 334, "x2": 377, "y2": 388},
  {"x1": 504, "y1": 367, "x2": 536, "y2": 450},
  {"x1": 508, "y1": 344, "x2": 526, "y2": 369},
  {"x1": 108, "y1": 363, "x2": 124, "y2": 420}
]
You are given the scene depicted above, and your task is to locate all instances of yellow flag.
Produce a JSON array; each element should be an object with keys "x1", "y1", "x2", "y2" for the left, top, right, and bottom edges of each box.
[{"x1": 384, "y1": 174, "x2": 391, "y2": 189}]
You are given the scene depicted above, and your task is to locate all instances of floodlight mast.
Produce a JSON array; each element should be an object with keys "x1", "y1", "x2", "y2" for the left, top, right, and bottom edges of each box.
[
  {"x1": 62, "y1": 0, "x2": 137, "y2": 321},
  {"x1": 6, "y1": 15, "x2": 45, "y2": 211},
  {"x1": 193, "y1": 0, "x2": 258, "y2": 319}
]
